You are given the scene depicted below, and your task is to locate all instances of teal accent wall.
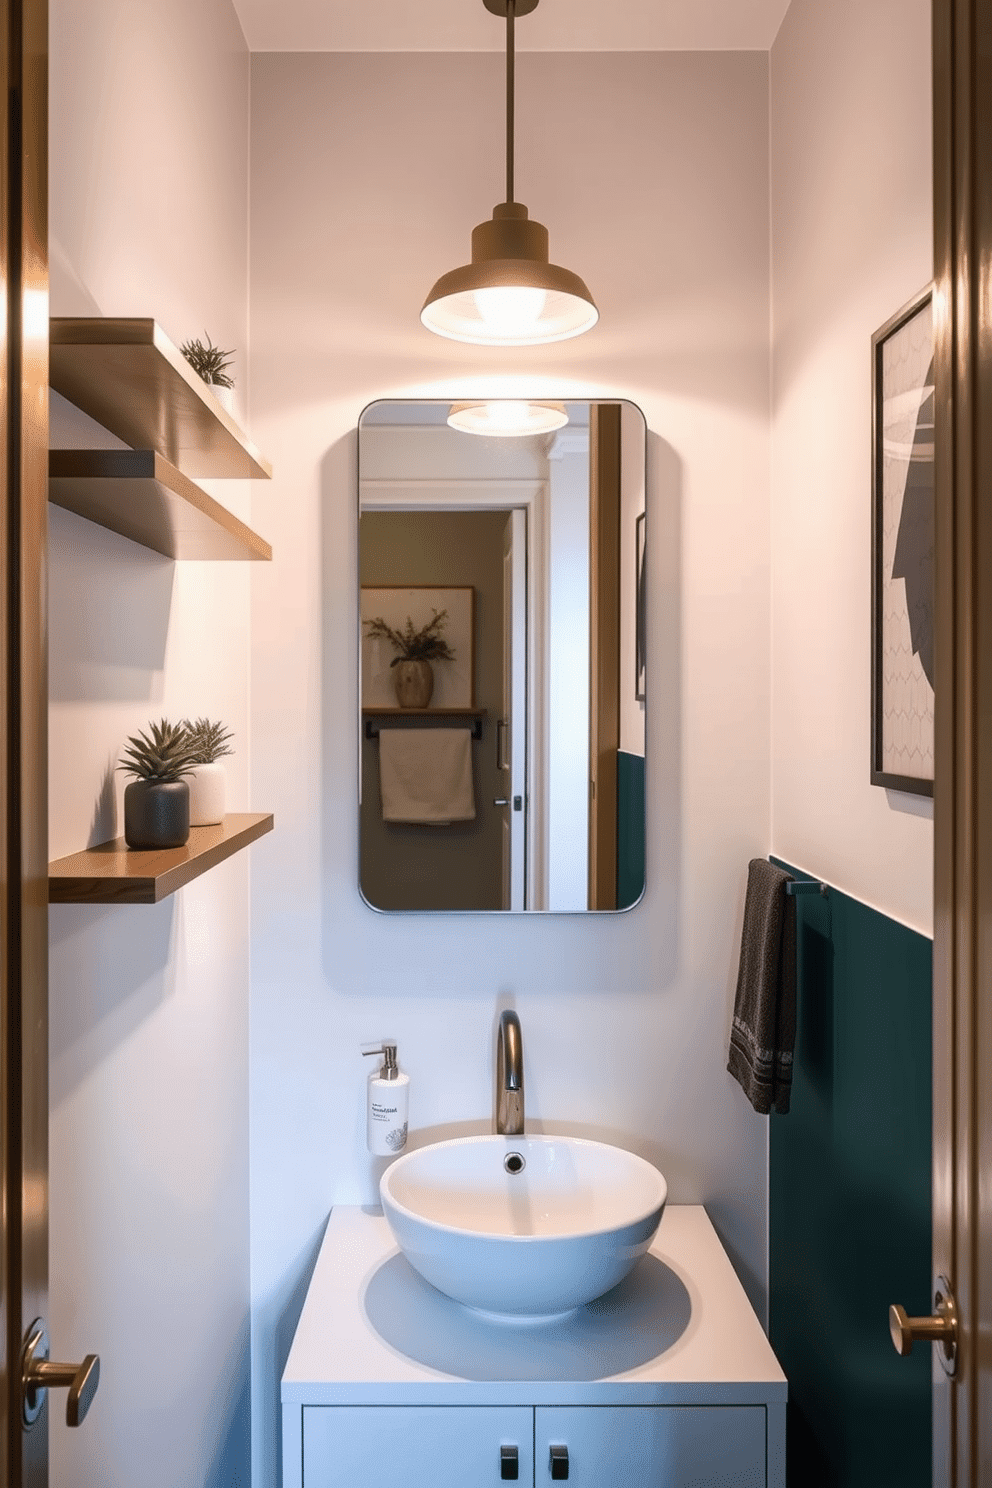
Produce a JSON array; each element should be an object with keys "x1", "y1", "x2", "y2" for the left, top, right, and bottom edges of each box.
[
  {"x1": 769, "y1": 862, "x2": 932, "y2": 1488},
  {"x1": 617, "y1": 751, "x2": 645, "y2": 910}
]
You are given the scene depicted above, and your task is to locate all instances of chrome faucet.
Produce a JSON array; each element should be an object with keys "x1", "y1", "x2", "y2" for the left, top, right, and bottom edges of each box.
[{"x1": 495, "y1": 1010, "x2": 524, "y2": 1136}]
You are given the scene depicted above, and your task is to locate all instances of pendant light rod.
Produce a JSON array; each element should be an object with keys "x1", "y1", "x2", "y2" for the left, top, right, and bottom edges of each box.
[
  {"x1": 506, "y1": 0, "x2": 515, "y2": 202},
  {"x1": 484, "y1": 0, "x2": 539, "y2": 200}
]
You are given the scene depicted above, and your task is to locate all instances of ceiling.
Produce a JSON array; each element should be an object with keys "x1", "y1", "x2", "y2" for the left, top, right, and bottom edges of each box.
[{"x1": 231, "y1": 0, "x2": 793, "y2": 55}]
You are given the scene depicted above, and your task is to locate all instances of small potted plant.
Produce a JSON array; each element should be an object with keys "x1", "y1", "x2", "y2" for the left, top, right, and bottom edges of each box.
[
  {"x1": 180, "y1": 333, "x2": 236, "y2": 414},
  {"x1": 118, "y1": 718, "x2": 197, "y2": 849},
  {"x1": 363, "y1": 609, "x2": 456, "y2": 708},
  {"x1": 182, "y1": 717, "x2": 234, "y2": 826}
]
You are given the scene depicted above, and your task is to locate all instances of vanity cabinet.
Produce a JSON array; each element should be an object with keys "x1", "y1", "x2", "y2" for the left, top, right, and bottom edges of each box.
[
  {"x1": 301, "y1": 1404, "x2": 766, "y2": 1488},
  {"x1": 303, "y1": 1406, "x2": 533, "y2": 1488},
  {"x1": 282, "y1": 1207, "x2": 786, "y2": 1488},
  {"x1": 535, "y1": 1406, "x2": 765, "y2": 1487}
]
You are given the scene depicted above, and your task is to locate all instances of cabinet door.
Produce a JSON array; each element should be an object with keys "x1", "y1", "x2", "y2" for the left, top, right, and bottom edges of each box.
[
  {"x1": 303, "y1": 1405, "x2": 534, "y2": 1488},
  {"x1": 535, "y1": 1406, "x2": 766, "y2": 1488}
]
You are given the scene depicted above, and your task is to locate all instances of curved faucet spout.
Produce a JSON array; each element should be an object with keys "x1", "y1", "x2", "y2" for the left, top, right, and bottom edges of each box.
[{"x1": 495, "y1": 1010, "x2": 524, "y2": 1136}]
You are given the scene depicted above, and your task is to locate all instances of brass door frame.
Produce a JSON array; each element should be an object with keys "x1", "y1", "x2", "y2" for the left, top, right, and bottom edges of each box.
[
  {"x1": 932, "y1": 1, "x2": 992, "y2": 1482},
  {"x1": 1, "y1": 0, "x2": 50, "y2": 1481},
  {"x1": 588, "y1": 404, "x2": 621, "y2": 911}
]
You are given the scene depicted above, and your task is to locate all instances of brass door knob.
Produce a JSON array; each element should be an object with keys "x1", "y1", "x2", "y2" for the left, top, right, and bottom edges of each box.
[
  {"x1": 889, "y1": 1276, "x2": 958, "y2": 1377},
  {"x1": 21, "y1": 1320, "x2": 100, "y2": 1427}
]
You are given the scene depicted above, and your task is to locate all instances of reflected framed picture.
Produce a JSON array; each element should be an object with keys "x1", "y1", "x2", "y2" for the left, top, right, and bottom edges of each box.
[
  {"x1": 870, "y1": 285, "x2": 934, "y2": 797},
  {"x1": 361, "y1": 586, "x2": 475, "y2": 709},
  {"x1": 635, "y1": 512, "x2": 646, "y2": 702}
]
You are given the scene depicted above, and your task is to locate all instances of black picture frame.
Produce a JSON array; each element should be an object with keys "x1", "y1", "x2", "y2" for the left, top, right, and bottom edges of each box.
[
  {"x1": 635, "y1": 511, "x2": 646, "y2": 703},
  {"x1": 870, "y1": 284, "x2": 934, "y2": 798}
]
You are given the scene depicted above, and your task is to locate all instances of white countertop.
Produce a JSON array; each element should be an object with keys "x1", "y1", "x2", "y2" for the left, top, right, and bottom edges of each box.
[{"x1": 282, "y1": 1205, "x2": 786, "y2": 1408}]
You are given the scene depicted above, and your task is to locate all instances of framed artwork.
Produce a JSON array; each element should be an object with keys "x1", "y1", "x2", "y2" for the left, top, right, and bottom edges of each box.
[
  {"x1": 361, "y1": 586, "x2": 475, "y2": 708},
  {"x1": 635, "y1": 511, "x2": 646, "y2": 703},
  {"x1": 871, "y1": 285, "x2": 934, "y2": 797}
]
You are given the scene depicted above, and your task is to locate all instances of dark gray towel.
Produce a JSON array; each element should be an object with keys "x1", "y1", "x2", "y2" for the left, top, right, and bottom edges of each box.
[{"x1": 727, "y1": 859, "x2": 797, "y2": 1114}]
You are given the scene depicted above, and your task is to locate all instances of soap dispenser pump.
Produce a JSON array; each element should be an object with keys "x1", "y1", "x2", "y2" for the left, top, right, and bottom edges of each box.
[{"x1": 362, "y1": 1043, "x2": 409, "y2": 1156}]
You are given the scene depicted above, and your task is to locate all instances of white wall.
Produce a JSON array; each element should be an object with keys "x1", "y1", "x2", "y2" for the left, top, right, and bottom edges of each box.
[
  {"x1": 250, "y1": 50, "x2": 772, "y2": 1485},
  {"x1": 48, "y1": 1, "x2": 253, "y2": 1483},
  {"x1": 769, "y1": 0, "x2": 933, "y2": 934}
]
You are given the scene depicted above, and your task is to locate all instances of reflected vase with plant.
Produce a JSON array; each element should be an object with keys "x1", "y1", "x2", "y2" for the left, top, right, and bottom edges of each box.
[{"x1": 363, "y1": 609, "x2": 456, "y2": 708}]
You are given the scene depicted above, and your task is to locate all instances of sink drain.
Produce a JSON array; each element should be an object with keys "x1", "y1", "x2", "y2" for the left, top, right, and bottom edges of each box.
[{"x1": 504, "y1": 1152, "x2": 526, "y2": 1174}]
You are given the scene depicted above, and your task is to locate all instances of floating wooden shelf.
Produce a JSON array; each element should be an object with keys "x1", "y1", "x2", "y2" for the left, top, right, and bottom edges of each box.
[
  {"x1": 49, "y1": 812, "x2": 274, "y2": 905},
  {"x1": 362, "y1": 707, "x2": 487, "y2": 740},
  {"x1": 49, "y1": 318, "x2": 273, "y2": 481},
  {"x1": 49, "y1": 449, "x2": 272, "y2": 561}
]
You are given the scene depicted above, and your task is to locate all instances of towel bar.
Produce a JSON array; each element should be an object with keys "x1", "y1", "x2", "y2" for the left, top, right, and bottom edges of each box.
[
  {"x1": 364, "y1": 714, "x2": 484, "y2": 742},
  {"x1": 785, "y1": 878, "x2": 828, "y2": 896}
]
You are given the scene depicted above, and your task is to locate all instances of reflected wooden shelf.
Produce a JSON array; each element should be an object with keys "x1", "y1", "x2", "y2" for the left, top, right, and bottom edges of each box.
[
  {"x1": 49, "y1": 318, "x2": 273, "y2": 481},
  {"x1": 49, "y1": 812, "x2": 274, "y2": 905},
  {"x1": 362, "y1": 707, "x2": 487, "y2": 740},
  {"x1": 49, "y1": 449, "x2": 272, "y2": 561}
]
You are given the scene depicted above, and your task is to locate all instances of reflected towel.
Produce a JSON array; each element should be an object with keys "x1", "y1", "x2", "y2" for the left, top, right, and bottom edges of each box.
[
  {"x1": 727, "y1": 859, "x2": 797, "y2": 1114},
  {"x1": 379, "y1": 728, "x2": 475, "y2": 824}
]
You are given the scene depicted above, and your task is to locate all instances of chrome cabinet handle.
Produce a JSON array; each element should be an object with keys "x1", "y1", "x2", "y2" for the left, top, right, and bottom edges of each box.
[
  {"x1": 494, "y1": 798, "x2": 510, "y2": 807},
  {"x1": 889, "y1": 1275, "x2": 958, "y2": 1376},
  {"x1": 22, "y1": 1320, "x2": 100, "y2": 1427}
]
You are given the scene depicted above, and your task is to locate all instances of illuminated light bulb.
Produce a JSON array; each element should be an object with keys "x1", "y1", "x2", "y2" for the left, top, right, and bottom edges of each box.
[
  {"x1": 447, "y1": 400, "x2": 569, "y2": 438},
  {"x1": 485, "y1": 400, "x2": 530, "y2": 430},
  {"x1": 474, "y1": 286, "x2": 547, "y2": 337}
]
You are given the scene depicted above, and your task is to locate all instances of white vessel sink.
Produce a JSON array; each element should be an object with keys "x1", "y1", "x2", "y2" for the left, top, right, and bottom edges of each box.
[{"x1": 379, "y1": 1135, "x2": 667, "y2": 1318}]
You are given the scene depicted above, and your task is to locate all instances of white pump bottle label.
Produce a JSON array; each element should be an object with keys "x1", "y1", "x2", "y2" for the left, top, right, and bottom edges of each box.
[{"x1": 367, "y1": 1073, "x2": 409, "y2": 1155}]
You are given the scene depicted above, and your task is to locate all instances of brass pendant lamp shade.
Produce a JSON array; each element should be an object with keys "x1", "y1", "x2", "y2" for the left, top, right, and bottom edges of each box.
[{"x1": 421, "y1": 0, "x2": 598, "y2": 346}]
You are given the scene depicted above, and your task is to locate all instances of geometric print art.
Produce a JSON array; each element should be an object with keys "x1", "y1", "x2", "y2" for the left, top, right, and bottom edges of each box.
[{"x1": 876, "y1": 292, "x2": 934, "y2": 792}]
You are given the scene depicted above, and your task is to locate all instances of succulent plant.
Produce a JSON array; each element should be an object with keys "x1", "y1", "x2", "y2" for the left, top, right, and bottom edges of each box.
[
  {"x1": 182, "y1": 717, "x2": 234, "y2": 765},
  {"x1": 180, "y1": 333, "x2": 235, "y2": 389},
  {"x1": 363, "y1": 609, "x2": 456, "y2": 666},
  {"x1": 118, "y1": 719, "x2": 197, "y2": 783}
]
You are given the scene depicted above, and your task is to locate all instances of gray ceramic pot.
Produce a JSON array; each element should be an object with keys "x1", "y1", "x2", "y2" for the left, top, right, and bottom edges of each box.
[{"x1": 124, "y1": 779, "x2": 190, "y2": 849}]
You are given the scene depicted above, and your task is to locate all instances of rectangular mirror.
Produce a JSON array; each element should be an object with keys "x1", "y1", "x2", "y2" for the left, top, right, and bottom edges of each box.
[{"x1": 359, "y1": 399, "x2": 646, "y2": 912}]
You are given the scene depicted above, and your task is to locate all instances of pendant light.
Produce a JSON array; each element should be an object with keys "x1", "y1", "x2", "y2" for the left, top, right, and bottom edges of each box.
[
  {"x1": 421, "y1": 0, "x2": 598, "y2": 347},
  {"x1": 448, "y1": 399, "x2": 569, "y2": 437}
]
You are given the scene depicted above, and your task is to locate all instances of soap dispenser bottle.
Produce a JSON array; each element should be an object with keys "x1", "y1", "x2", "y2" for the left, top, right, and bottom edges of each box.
[{"x1": 362, "y1": 1043, "x2": 409, "y2": 1156}]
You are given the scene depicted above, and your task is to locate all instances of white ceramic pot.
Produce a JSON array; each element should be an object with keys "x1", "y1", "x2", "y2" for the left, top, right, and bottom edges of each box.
[
  {"x1": 210, "y1": 383, "x2": 236, "y2": 416},
  {"x1": 188, "y1": 762, "x2": 226, "y2": 826}
]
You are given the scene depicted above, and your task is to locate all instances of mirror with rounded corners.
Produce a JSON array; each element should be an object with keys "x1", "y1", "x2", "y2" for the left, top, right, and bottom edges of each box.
[{"x1": 359, "y1": 398, "x2": 646, "y2": 912}]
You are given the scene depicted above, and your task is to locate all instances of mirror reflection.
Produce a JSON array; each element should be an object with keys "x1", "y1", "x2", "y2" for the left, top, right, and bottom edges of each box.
[{"x1": 359, "y1": 399, "x2": 646, "y2": 913}]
